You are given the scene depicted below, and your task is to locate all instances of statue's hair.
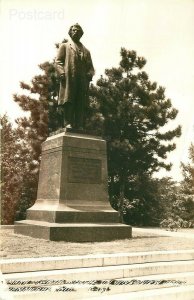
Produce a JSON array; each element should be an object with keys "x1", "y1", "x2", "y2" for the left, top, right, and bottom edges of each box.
[{"x1": 68, "y1": 23, "x2": 84, "y2": 37}]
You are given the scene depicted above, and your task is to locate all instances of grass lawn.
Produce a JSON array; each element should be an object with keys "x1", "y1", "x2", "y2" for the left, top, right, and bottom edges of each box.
[
  {"x1": 177, "y1": 228, "x2": 194, "y2": 233},
  {"x1": 1, "y1": 228, "x2": 194, "y2": 259}
]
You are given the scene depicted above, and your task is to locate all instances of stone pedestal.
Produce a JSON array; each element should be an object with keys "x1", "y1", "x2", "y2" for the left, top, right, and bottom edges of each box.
[{"x1": 15, "y1": 132, "x2": 132, "y2": 241}]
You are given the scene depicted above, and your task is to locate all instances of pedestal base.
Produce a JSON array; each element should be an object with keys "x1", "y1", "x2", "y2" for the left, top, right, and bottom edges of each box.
[
  {"x1": 14, "y1": 132, "x2": 132, "y2": 241},
  {"x1": 15, "y1": 220, "x2": 132, "y2": 242}
]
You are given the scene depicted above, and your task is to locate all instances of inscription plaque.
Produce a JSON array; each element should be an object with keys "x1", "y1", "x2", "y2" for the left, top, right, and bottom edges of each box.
[{"x1": 68, "y1": 157, "x2": 101, "y2": 184}]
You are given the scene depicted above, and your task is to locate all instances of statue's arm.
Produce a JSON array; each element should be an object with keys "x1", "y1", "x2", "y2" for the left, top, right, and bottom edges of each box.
[{"x1": 54, "y1": 43, "x2": 66, "y2": 76}]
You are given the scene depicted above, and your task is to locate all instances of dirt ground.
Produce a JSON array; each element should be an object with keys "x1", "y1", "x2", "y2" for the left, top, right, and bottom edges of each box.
[{"x1": 1, "y1": 228, "x2": 194, "y2": 259}]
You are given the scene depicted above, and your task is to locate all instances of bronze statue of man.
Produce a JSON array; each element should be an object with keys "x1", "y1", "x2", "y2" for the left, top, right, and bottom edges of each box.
[{"x1": 54, "y1": 23, "x2": 95, "y2": 130}]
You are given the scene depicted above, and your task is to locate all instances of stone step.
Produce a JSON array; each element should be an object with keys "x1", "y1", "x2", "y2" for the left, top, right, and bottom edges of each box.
[
  {"x1": 3, "y1": 260, "x2": 194, "y2": 282},
  {"x1": 1, "y1": 250, "x2": 194, "y2": 274},
  {"x1": 2, "y1": 251, "x2": 194, "y2": 299}
]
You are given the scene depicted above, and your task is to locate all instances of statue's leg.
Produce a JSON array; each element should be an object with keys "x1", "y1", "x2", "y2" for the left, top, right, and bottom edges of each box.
[
  {"x1": 74, "y1": 103, "x2": 84, "y2": 129},
  {"x1": 74, "y1": 79, "x2": 85, "y2": 130},
  {"x1": 64, "y1": 102, "x2": 73, "y2": 128},
  {"x1": 57, "y1": 103, "x2": 72, "y2": 129},
  {"x1": 57, "y1": 104, "x2": 65, "y2": 129}
]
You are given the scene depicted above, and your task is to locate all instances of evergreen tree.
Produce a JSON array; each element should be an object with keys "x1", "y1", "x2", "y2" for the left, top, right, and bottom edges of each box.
[{"x1": 88, "y1": 48, "x2": 181, "y2": 223}]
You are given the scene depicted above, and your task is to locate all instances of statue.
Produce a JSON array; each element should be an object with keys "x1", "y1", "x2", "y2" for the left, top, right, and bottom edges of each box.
[{"x1": 54, "y1": 24, "x2": 95, "y2": 130}]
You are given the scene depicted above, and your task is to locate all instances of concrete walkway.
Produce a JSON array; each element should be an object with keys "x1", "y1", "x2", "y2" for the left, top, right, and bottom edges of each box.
[{"x1": 133, "y1": 227, "x2": 194, "y2": 239}]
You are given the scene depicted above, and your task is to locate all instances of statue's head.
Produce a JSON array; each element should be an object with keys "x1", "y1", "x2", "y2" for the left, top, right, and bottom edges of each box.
[{"x1": 68, "y1": 23, "x2": 84, "y2": 41}]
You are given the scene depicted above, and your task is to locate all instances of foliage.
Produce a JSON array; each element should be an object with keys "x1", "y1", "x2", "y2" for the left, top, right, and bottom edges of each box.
[
  {"x1": 169, "y1": 143, "x2": 194, "y2": 228},
  {"x1": 87, "y1": 48, "x2": 181, "y2": 223},
  {"x1": 160, "y1": 217, "x2": 193, "y2": 231},
  {"x1": 1, "y1": 61, "x2": 59, "y2": 224},
  {"x1": 1, "y1": 115, "x2": 36, "y2": 224},
  {"x1": 159, "y1": 175, "x2": 194, "y2": 230},
  {"x1": 181, "y1": 144, "x2": 194, "y2": 195},
  {"x1": 13, "y1": 61, "x2": 59, "y2": 167}
]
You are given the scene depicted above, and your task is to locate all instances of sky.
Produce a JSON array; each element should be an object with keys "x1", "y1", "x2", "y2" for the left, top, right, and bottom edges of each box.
[{"x1": 1, "y1": 0, "x2": 194, "y2": 181}]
